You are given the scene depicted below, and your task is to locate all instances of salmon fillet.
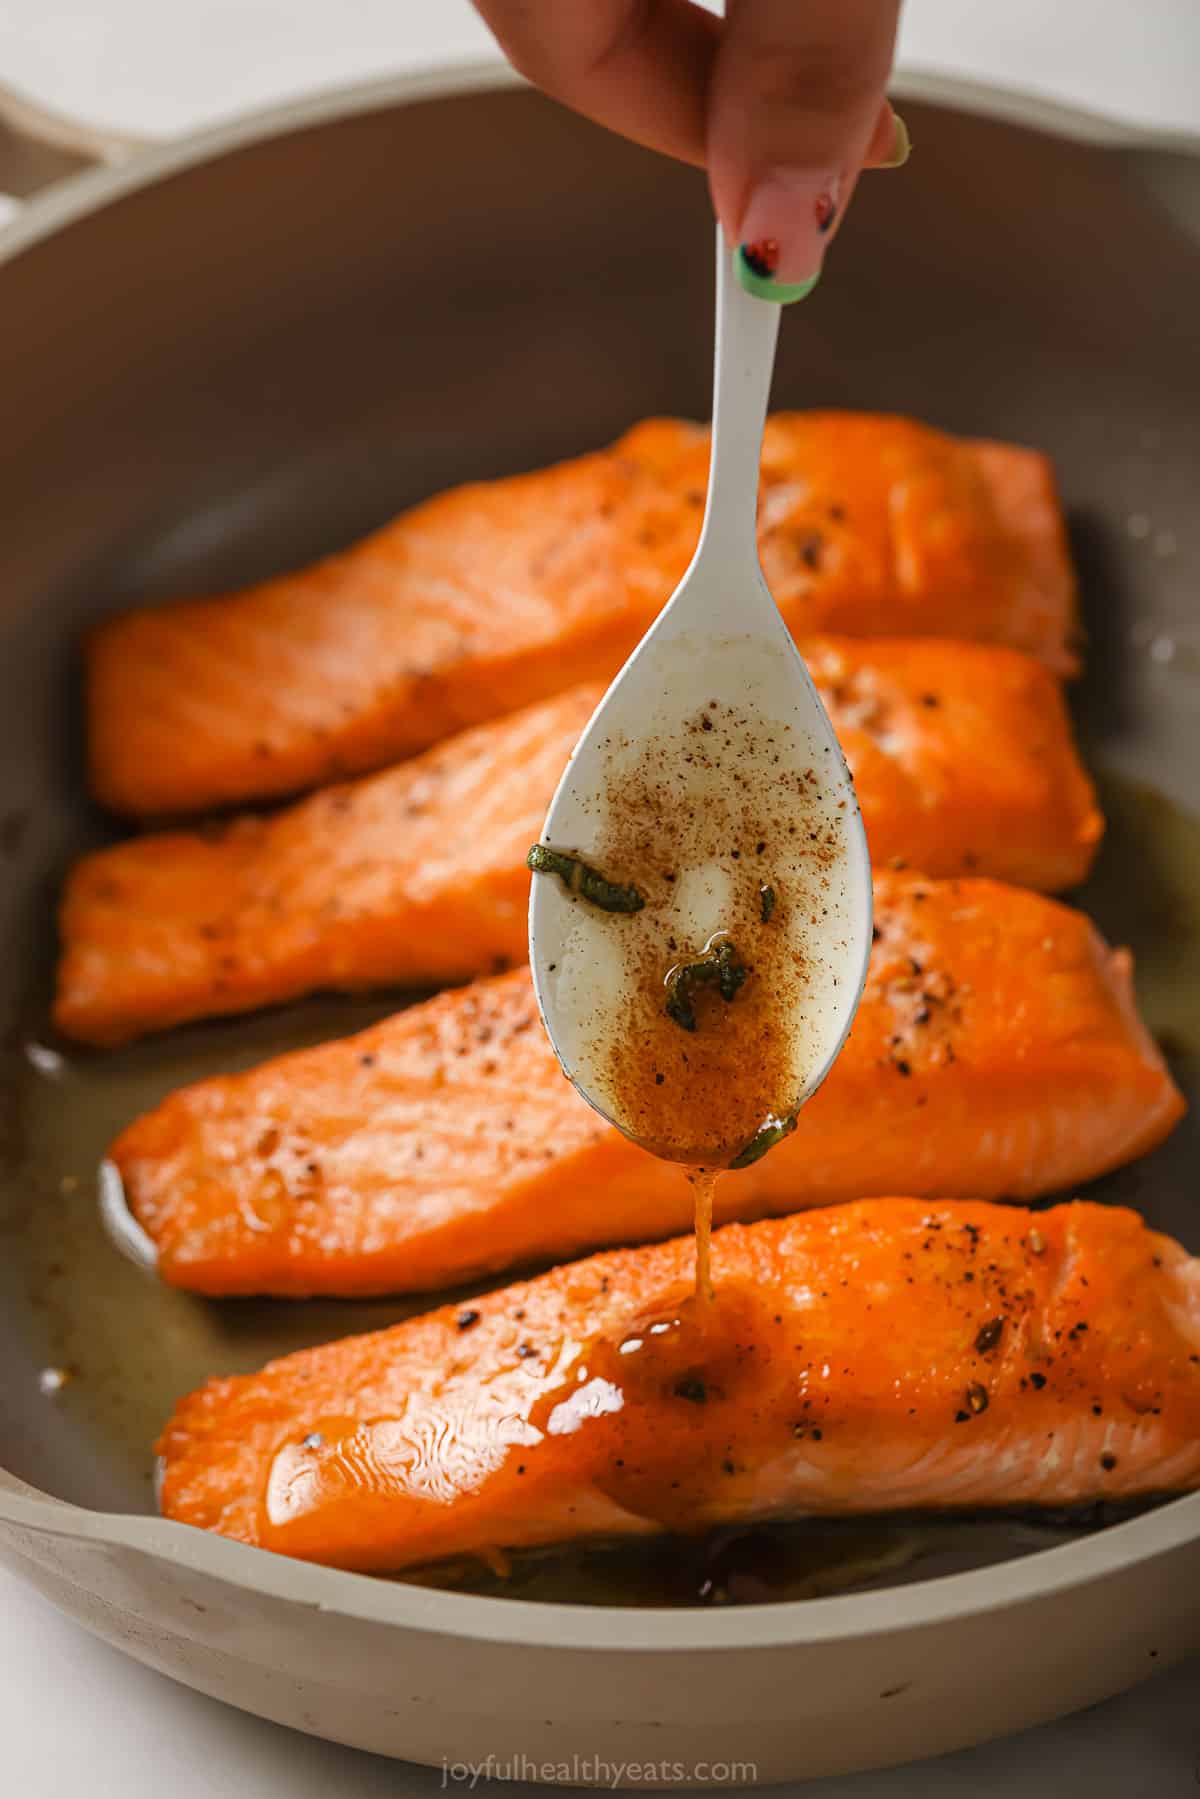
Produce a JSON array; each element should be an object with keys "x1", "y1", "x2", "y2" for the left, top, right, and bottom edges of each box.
[
  {"x1": 58, "y1": 637, "x2": 1102, "y2": 1047},
  {"x1": 156, "y1": 1199, "x2": 1200, "y2": 1571},
  {"x1": 111, "y1": 873, "x2": 1183, "y2": 1297},
  {"x1": 87, "y1": 414, "x2": 1079, "y2": 817}
]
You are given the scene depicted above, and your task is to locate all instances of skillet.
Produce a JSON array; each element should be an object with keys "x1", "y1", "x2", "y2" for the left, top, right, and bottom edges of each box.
[{"x1": 0, "y1": 61, "x2": 1198, "y2": 1782}]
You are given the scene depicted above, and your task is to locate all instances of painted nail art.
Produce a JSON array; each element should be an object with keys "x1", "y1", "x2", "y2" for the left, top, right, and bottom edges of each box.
[
  {"x1": 741, "y1": 239, "x2": 780, "y2": 280},
  {"x1": 735, "y1": 247, "x2": 820, "y2": 305},
  {"x1": 815, "y1": 189, "x2": 839, "y2": 236},
  {"x1": 735, "y1": 170, "x2": 842, "y2": 299}
]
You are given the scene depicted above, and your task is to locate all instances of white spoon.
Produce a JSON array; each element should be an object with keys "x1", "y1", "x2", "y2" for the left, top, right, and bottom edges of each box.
[{"x1": 528, "y1": 231, "x2": 873, "y2": 1172}]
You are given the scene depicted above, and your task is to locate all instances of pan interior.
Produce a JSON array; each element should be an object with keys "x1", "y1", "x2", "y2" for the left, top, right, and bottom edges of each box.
[{"x1": 0, "y1": 84, "x2": 1197, "y2": 1606}]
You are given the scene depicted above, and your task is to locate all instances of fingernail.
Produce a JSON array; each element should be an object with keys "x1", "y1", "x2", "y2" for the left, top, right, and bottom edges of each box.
[
  {"x1": 735, "y1": 245, "x2": 819, "y2": 304},
  {"x1": 736, "y1": 171, "x2": 842, "y2": 295},
  {"x1": 879, "y1": 110, "x2": 912, "y2": 168}
]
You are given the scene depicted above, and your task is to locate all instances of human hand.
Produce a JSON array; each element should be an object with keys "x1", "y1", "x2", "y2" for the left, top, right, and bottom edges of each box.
[{"x1": 471, "y1": 0, "x2": 907, "y2": 297}]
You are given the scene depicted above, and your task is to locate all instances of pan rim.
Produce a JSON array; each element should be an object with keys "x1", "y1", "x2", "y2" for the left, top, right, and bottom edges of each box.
[
  {"x1": 2, "y1": 59, "x2": 1200, "y2": 277},
  {"x1": 1, "y1": 1478, "x2": 1198, "y2": 1651},
  {"x1": 1, "y1": 53, "x2": 1198, "y2": 1653}
]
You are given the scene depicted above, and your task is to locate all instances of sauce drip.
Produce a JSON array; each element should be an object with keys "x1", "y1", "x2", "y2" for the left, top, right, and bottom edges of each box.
[{"x1": 691, "y1": 1168, "x2": 718, "y2": 1302}]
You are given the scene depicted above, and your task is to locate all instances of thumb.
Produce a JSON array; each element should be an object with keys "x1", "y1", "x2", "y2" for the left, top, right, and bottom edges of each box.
[{"x1": 707, "y1": 0, "x2": 903, "y2": 295}]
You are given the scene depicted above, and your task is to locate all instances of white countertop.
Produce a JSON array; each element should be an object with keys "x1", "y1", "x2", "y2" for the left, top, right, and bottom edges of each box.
[
  {"x1": 4, "y1": 0, "x2": 1200, "y2": 139},
  {"x1": 4, "y1": 4, "x2": 1200, "y2": 1794}
]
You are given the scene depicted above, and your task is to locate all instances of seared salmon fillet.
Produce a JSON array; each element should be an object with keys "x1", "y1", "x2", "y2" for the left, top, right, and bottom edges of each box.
[
  {"x1": 156, "y1": 1200, "x2": 1200, "y2": 1570},
  {"x1": 87, "y1": 414, "x2": 1078, "y2": 816},
  {"x1": 58, "y1": 637, "x2": 1102, "y2": 1047},
  {"x1": 111, "y1": 874, "x2": 1183, "y2": 1297}
]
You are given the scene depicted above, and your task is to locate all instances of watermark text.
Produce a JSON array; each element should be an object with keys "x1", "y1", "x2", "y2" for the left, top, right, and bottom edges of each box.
[{"x1": 441, "y1": 1755, "x2": 758, "y2": 1788}]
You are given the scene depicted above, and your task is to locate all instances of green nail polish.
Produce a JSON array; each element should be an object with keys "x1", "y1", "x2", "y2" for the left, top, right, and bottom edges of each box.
[
  {"x1": 881, "y1": 111, "x2": 912, "y2": 168},
  {"x1": 735, "y1": 247, "x2": 820, "y2": 305}
]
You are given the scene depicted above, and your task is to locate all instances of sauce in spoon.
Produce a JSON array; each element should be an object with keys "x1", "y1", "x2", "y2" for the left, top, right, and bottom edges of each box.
[{"x1": 531, "y1": 662, "x2": 862, "y2": 1296}]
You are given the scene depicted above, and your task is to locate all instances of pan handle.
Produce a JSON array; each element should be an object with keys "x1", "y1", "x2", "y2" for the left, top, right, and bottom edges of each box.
[{"x1": 0, "y1": 78, "x2": 150, "y2": 213}]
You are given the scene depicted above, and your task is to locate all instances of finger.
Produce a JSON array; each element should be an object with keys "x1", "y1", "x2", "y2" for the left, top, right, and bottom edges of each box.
[
  {"x1": 707, "y1": 0, "x2": 902, "y2": 289},
  {"x1": 473, "y1": 0, "x2": 720, "y2": 168}
]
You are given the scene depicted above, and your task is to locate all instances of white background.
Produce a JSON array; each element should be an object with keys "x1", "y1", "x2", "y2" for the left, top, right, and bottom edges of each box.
[{"x1": 3, "y1": 3, "x2": 1200, "y2": 1794}]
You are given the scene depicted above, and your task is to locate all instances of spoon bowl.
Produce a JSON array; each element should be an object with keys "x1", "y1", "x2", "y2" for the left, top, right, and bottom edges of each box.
[{"x1": 529, "y1": 233, "x2": 873, "y2": 1166}]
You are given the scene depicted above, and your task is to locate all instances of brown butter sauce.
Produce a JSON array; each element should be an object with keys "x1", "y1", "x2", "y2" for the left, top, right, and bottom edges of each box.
[
  {"x1": 584, "y1": 698, "x2": 839, "y2": 1169},
  {"x1": 529, "y1": 1281, "x2": 797, "y2": 1535}
]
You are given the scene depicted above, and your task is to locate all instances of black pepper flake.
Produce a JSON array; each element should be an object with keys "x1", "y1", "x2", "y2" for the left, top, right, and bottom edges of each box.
[
  {"x1": 810, "y1": 1427, "x2": 823, "y2": 1442},
  {"x1": 722, "y1": 1459, "x2": 736, "y2": 1476},
  {"x1": 895, "y1": 1059, "x2": 912, "y2": 1077},
  {"x1": 1029, "y1": 1371, "x2": 1048, "y2": 1390},
  {"x1": 975, "y1": 1317, "x2": 1004, "y2": 1354},
  {"x1": 456, "y1": 1309, "x2": 481, "y2": 1332},
  {"x1": 359, "y1": 1053, "x2": 376, "y2": 1068},
  {"x1": 954, "y1": 1410, "x2": 970, "y2": 1424},
  {"x1": 516, "y1": 1343, "x2": 537, "y2": 1359},
  {"x1": 674, "y1": 1377, "x2": 707, "y2": 1404},
  {"x1": 965, "y1": 1383, "x2": 989, "y2": 1414},
  {"x1": 701, "y1": 715, "x2": 714, "y2": 732},
  {"x1": 1100, "y1": 1452, "x2": 1118, "y2": 1472},
  {"x1": 654, "y1": 1072, "x2": 665, "y2": 1085}
]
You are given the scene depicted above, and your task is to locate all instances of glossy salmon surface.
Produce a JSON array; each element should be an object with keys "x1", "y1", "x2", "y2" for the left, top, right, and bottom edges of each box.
[
  {"x1": 156, "y1": 1200, "x2": 1200, "y2": 1571},
  {"x1": 111, "y1": 874, "x2": 1183, "y2": 1297},
  {"x1": 88, "y1": 414, "x2": 1078, "y2": 816},
  {"x1": 59, "y1": 637, "x2": 1101, "y2": 1047}
]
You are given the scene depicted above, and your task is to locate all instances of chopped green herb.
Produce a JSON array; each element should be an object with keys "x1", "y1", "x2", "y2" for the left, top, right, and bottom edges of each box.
[
  {"x1": 665, "y1": 940, "x2": 748, "y2": 1032},
  {"x1": 526, "y1": 844, "x2": 644, "y2": 913},
  {"x1": 760, "y1": 883, "x2": 777, "y2": 923},
  {"x1": 729, "y1": 1111, "x2": 798, "y2": 1169}
]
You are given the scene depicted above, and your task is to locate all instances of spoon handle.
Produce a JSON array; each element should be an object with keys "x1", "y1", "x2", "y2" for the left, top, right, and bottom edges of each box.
[{"x1": 697, "y1": 227, "x2": 782, "y2": 568}]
